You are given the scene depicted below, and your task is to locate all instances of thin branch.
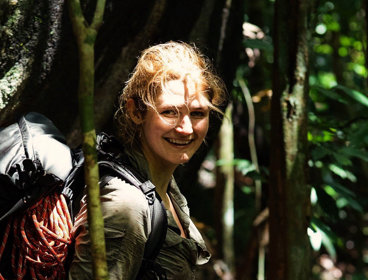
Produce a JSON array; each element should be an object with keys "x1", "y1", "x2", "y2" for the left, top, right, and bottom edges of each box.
[
  {"x1": 238, "y1": 78, "x2": 265, "y2": 280},
  {"x1": 91, "y1": 0, "x2": 107, "y2": 31},
  {"x1": 67, "y1": 0, "x2": 109, "y2": 279},
  {"x1": 67, "y1": 0, "x2": 86, "y2": 42},
  {"x1": 238, "y1": 78, "x2": 262, "y2": 212}
]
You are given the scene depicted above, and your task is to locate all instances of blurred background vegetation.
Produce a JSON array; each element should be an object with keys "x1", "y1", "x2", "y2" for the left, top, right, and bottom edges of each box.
[{"x1": 184, "y1": 0, "x2": 368, "y2": 279}]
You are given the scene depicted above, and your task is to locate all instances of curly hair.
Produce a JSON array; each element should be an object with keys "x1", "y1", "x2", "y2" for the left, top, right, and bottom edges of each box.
[{"x1": 115, "y1": 41, "x2": 226, "y2": 148}]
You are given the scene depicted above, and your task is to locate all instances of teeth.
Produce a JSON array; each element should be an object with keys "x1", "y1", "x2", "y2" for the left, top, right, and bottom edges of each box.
[{"x1": 166, "y1": 138, "x2": 193, "y2": 145}]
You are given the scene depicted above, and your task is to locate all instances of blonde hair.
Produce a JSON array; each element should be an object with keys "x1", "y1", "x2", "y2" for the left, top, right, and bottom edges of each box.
[{"x1": 115, "y1": 41, "x2": 226, "y2": 148}]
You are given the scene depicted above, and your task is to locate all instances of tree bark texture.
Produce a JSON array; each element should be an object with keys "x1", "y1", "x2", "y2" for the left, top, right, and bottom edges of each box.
[
  {"x1": 0, "y1": 0, "x2": 243, "y2": 145},
  {"x1": 268, "y1": 0, "x2": 311, "y2": 279},
  {"x1": 0, "y1": 0, "x2": 245, "y2": 195}
]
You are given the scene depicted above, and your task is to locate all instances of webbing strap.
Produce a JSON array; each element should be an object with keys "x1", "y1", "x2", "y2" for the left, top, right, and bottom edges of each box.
[
  {"x1": 17, "y1": 115, "x2": 32, "y2": 160},
  {"x1": 98, "y1": 161, "x2": 167, "y2": 279}
]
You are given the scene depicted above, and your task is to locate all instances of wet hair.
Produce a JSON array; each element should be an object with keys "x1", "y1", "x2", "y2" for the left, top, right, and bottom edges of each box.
[{"x1": 115, "y1": 41, "x2": 226, "y2": 148}]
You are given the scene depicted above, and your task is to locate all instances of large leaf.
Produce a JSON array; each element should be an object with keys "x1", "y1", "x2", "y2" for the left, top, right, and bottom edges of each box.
[
  {"x1": 333, "y1": 85, "x2": 368, "y2": 108},
  {"x1": 311, "y1": 144, "x2": 352, "y2": 166},
  {"x1": 311, "y1": 218, "x2": 337, "y2": 259},
  {"x1": 328, "y1": 164, "x2": 357, "y2": 182},
  {"x1": 325, "y1": 181, "x2": 356, "y2": 199},
  {"x1": 314, "y1": 85, "x2": 349, "y2": 104},
  {"x1": 336, "y1": 196, "x2": 364, "y2": 213},
  {"x1": 340, "y1": 146, "x2": 368, "y2": 162},
  {"x1": 314, "y1": 186, "x2": 339, "y2": 221},
  {"x1": 243, "y1": 39, "x2": 273, "y2": 51}
]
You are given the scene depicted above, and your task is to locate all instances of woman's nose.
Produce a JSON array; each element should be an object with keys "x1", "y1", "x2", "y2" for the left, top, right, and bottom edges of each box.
[{"x1": 175, "y1": 115, "x2": 193, "y2": 134}]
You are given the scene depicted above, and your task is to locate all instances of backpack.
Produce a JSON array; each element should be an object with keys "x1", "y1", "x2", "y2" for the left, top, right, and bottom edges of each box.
[{"x1": 0, "y1": 112, "x2": 167, "y2": 280}]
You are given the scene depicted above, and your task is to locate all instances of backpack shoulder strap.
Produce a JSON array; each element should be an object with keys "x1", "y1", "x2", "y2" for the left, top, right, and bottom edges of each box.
[
  {"x1": 65, "y1": 133, "x2": 168, "y2": 278},
  {"x1": 98, "y1": 160, "x2": 168, "y2": 264}
]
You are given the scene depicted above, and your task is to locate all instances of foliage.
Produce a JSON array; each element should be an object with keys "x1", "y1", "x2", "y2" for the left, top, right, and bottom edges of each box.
[
  {"x1": 308, "y1": 2, "x2": 368, "y2": 278},
  {"x1": 230, "y1": 0, "x2": 368, "y2": 279}
]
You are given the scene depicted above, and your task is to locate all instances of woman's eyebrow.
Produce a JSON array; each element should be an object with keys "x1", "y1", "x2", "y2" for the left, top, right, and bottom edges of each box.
[{"x1": 190, "y1": 105, "x2": 209, "y2": 110}]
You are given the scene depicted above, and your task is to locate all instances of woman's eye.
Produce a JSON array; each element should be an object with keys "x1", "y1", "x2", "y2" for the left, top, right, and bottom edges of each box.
[
  {"x1": 161, "y1": 110, "x2": 178, "y2": 117},
  {"x1": 190, "y1": 111, "x2": 207, "y2": 118}
]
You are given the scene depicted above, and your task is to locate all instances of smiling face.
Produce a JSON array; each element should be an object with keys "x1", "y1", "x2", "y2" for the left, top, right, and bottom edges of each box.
[{"x1": 139, "y1": 79, "x2": 210, "y2": 170}]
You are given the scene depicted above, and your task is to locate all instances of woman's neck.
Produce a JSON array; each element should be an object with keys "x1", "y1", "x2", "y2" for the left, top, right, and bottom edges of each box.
[
  {"x1": 147, "y1": 160, "x2": 176, "y2": 198},
  {"x1": 140, "y1": 146, "x2": 176, "y2": 199}
]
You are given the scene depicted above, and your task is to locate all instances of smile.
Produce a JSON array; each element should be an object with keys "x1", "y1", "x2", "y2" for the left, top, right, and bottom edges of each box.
[{"x1": 165, "y1": 138, "x2": 194, "y2": 145}]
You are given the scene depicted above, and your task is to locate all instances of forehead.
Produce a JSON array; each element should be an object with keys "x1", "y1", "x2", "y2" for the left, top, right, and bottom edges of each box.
[{"x1": 156, "y1": 79, "x2": 210, "y2": 107}]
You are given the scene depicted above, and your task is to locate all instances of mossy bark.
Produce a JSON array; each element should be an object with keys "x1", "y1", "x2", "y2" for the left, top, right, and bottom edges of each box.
[{"x1": 268, "y1": 0, "x2": 311, "y2": 279}]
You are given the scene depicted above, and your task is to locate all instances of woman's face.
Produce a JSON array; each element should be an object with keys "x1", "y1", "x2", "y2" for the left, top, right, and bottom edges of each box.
[{"x1": 140, "y1": 79, "x2": 210, "y2": 169}]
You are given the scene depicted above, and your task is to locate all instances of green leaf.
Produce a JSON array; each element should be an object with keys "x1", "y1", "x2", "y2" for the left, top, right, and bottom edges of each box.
[
  {"x1": 328, "y1": 164, "x2": 357, "y2": 182},
  {"x1": 241, "y1": 186, "x2": 253, "y2": 194},
  {"x1": 244, "y1": 39, "x2": 273, "y2": 51},
  {"x1": 331, "y1": 152, "x2": 353, "y2": 166},
  {"x1": 337, "y1": 196, "x2": 364, "y2": 213},
  {"x1": 233, "y1": 159, "x2": 256, "y2": 175},
  {"x1": 314, "y1": 85, "x2": 349, "y2": 104},
  {"x1": 340, "y1": 147, "x2": 368, "y2": 162},
  {"x1": 311, "y1": 218, "x2": 337, "y2": 259},
  {"x1": 311, "y1": 218, "x2": 337, "y2": 240},
  {"x1": 310, "y1": 145, "x2": 330, "y2": 160},
  {"x1": 333, "y1": 85, "x2": 368, "y2": 108},
  {"x1": 315, "y1": 186, "x2": 339, "y2": 221},
  {"x1": 326, "y1": 181, "x2": 356, "y2": 199}
]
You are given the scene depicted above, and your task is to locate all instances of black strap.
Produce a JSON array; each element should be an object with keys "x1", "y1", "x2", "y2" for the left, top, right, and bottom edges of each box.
[
  {"x1": 17, "y1": 115, "x2": 31, "y2": 159},
  {"x1": 63, "y1": 133, "x2": 168, "y2": 279},
  {"x1": 98, "y1": 160, "x2": 168, "y2": 279}
]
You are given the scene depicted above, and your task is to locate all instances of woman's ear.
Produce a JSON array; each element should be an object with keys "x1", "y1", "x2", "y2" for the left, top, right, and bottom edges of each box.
[{"x1": 126, "y1": 98, "x2": 143, "y2": 125}]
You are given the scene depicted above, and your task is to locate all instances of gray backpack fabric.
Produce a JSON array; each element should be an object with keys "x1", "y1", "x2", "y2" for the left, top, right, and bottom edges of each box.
[
  {"x1": 0, "y1": 112, "x2": 167, "y2": 280},
  {"x1": 0, "y1": 112, "x2": 73, "y2": 222}
]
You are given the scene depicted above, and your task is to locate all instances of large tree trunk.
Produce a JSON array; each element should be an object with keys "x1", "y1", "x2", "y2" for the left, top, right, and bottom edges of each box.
[
  {"x1": 267, "y1": 0, "x2": 311, "y2": 279},
  {"x1": 1, "y1": 0, "x2": 244, "y2": 201},
  {"x1": 0, "y1": 0, "x2": 243, "y2": 145}
]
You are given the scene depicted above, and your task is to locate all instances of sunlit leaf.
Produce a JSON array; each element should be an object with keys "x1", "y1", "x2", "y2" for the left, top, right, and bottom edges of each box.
[
  {"x1": 311, "y1": 187, "x2": 318, "y2": 205},
  {"x1": 319, "y1": 72, "x2": 337, "y2": 88},
  {"x1": 326, "y1": 181, "x2": 356, "y2": 198},
  {"x1": 314, "y1": 44, "x2": 332, "y2": 54},
  {"x1": 328, "y1": 164, "x2": 357, "y2": 182},
  {"x1": 308, "y1": 227, "x2": 322, "y2": 251},
  {"x1": 233, "y1": 159, "x2": 256, "y2": 175},
  {"x1": 323, "y1": 185, "x2": 337, "y2": 197},
  {"x1": 338, "y1": 47, "x2": 348, "y2": 57},
  {"x1": 241, "y1": 186, "x2": 253, "y2": 194},
  {"x1": 311, "y1": 218, "x2": 337, "y2": 259}
]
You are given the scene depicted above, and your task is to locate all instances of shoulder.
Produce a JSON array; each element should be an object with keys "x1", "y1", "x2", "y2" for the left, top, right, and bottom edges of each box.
[{"x1": 100, "y1": 177, "x2": 151, "y2": 228}]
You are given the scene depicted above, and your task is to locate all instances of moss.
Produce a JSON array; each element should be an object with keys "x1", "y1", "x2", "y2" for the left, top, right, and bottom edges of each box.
[{"x1": 0, "y1": 60, "x2": 29, "y2": 110}]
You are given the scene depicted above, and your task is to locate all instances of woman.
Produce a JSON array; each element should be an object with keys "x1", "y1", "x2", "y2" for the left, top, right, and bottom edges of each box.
[{"x1": 69, "y1": 41, "x2": 226, "y2": 279}]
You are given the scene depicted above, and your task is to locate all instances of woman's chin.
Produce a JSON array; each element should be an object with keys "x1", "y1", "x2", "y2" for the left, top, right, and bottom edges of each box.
[{"x1": 176, "y1": 154, "x2": 191, "y2": 165}]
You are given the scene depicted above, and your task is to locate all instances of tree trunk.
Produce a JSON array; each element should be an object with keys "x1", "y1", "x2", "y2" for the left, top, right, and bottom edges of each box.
[
  {"x1": 0, "y1": 0, "x2": 243, "y2": 142},
  {"x1": 67, "y1": 0, "x2": 108, "y2": 278},
  {"x1": 267, "y1": 0, "x2": 311, "y2": 279},
  {"x1": 216, "y1": 103, "x2": 235, "y2": 275}
]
